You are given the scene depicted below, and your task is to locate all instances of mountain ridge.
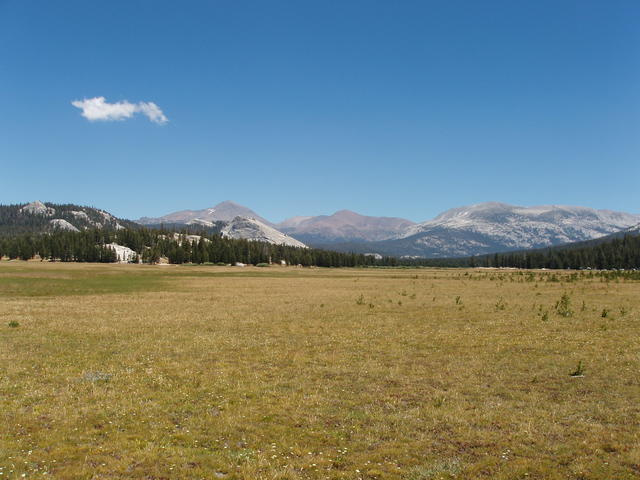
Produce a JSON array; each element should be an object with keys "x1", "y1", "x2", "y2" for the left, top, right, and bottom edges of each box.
[
  {"x1": 137, "y1": 201, "x2": 273, "y2": 227},
  {"x1": 331, "y1": 202, "x2": 640, "y2": 258},
  {"x1": 4, "y1": 200, "x2": 639, "y2": 259},
  {"x1": 277, "y1": 209, "x2": 415, "y2": 243}
]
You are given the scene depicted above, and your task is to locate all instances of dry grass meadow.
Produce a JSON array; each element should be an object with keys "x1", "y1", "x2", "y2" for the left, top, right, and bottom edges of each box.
[{"x1": 1, "y1": 262, "x2": 639, "y2": 479}]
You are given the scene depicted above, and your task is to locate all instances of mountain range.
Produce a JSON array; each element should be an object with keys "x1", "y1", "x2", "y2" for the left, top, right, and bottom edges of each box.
[
  {"x1": 364, "y1": 202, "x2": 640, "y2": 258},
  {"x1": 137, "y1": 201, "x2": 640, "y2": 257},
  {"x1": 3, "y1": 200, "x2": 639, "y2": 258}
]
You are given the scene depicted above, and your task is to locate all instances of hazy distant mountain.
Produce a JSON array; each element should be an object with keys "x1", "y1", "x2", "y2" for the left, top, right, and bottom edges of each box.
[
  {"x1": 0, "y1": 201, "x2": 136, "y2": 236},
  {"x1": 277, "y1": 210, "x2": 415, "y2": 243},
  {"x1": 138, "y1": 201, "x2": 272, "y2": 227},
  {"x1": 322, "y1": 203, "x2": 640, "y2": 258},
  {"x1": 222, "y1": 216, "x2": 307, "y2": 248}
]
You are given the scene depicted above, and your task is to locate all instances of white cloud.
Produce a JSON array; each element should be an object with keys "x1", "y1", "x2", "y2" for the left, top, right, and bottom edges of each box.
[
  {"x1": 71, "y1": 96, "x2": 168, "y2": 124},
  {"x1": 137, "y1": 101, "x2": 168, "y2": 124}
]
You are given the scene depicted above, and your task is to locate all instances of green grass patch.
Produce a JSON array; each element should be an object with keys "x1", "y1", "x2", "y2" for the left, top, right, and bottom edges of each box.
[{"x1": 0, "y1": 272, "x2": 166, "y2": 297}]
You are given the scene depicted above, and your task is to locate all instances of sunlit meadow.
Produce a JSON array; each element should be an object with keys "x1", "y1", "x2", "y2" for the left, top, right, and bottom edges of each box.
[{"x1": 1, "y1": 262, "x2": 639, "y2": 479}]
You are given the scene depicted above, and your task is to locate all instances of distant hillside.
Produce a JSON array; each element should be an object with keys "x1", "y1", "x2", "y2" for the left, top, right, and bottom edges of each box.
[
  {"x1": 277, "y1": 210, "x2": 415, "y2": 243},
  {"x1": 0, "y1": 201, "x2": 137, "y2": 236}
]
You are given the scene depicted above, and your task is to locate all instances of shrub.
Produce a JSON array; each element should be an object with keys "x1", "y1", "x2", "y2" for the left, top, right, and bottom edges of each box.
[
  {"x1": 555, "y1": 293, "x2": 573, "y2": 317},
  {"x1": 570, "y1": 361, "x2": 585, "y2": 377}
]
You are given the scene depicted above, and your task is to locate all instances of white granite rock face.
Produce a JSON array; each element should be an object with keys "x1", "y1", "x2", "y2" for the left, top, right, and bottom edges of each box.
[
  {"x1": 49, "y1": 219, "x2": 80, "y2": 232},
  {"x1": 21, "y1": 201, "x2": 55, "y2": 216},
  {"x1": 222, "y1": 217, "x2": 307, "y2": 248}
]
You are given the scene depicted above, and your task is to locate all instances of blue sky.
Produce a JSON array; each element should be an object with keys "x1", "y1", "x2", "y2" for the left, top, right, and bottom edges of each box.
[{"x1": 1, "y1": 0, "x2": 638, "y2": 222}]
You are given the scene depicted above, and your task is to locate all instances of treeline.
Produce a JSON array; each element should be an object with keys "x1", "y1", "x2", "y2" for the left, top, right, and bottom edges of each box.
[
  {"x1": 2, "y1": 227, "x2": 638, "y2": 270},
  {"x1": 448, "y1": 234, "x2": 640, "y2": 270},
  {"x1": 374, "y1": 234, "x2": 640, "y2": 270},
  {"x1": 0, "y1": 228, "x2": 401, "y2": 267},
  {"x1": 0, "y1": 230, "x2": 119, "y2": 262},
  {"x1": 484, "y1": 234, "x2": 640, "y2": 269}
]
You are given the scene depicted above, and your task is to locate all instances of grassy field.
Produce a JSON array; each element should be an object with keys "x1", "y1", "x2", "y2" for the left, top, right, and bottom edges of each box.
[{"x1": 1, "y1": 262, "x2": 639, "y2": 479}]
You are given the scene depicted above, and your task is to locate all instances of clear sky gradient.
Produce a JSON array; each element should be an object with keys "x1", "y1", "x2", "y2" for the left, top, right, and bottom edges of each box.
[{"x1": 1, "y1": 0, "x2": 638, "y2": 222}]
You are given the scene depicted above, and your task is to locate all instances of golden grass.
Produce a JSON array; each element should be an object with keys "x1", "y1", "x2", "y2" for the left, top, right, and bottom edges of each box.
[{"x1": 1, "y1": 262, "x2": 639, "y2": 479}]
